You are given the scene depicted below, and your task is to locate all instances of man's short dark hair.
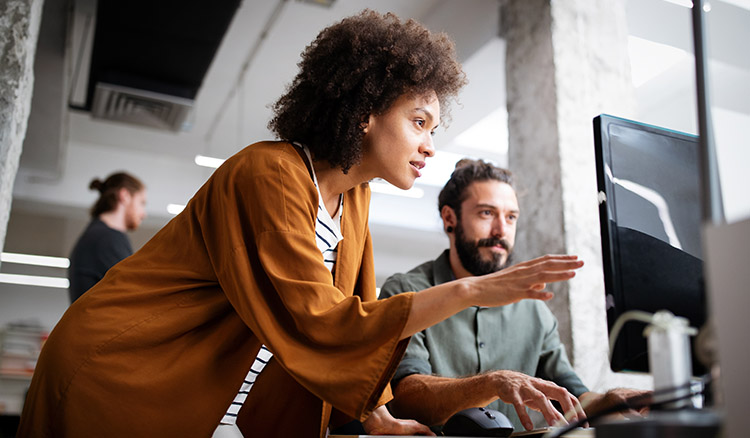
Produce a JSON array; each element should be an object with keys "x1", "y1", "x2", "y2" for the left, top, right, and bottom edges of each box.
[
  {"x1": 269, "y1": 10, "x2": 466, "y2": 173},
  {"x1": 438, "y1": 159, "x2": 514, "y2": 218}
]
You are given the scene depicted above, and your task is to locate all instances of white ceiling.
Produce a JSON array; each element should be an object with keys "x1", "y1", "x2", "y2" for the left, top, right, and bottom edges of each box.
[
  {"x1": 14, "y1": 0, "x2": 508, "y2": 228},
  {"x1": 8, "y1": 0, "x2": 750, "y2": 275}
]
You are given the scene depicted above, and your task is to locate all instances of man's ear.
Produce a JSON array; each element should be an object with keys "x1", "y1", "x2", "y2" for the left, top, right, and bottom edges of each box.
[
  {"x1": 118, "y1": 187, "x2": 132, "y2": 205},
  {"x1": 440, "y1": 205, "x2": 457, "y2": 233}
]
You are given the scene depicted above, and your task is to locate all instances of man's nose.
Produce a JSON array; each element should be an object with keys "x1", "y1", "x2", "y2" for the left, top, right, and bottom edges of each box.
[{"x1": 491, "y1": 218, "x2": 507, "y2": 238}]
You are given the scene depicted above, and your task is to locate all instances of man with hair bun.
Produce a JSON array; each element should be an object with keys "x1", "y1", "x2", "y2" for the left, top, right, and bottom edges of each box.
[{"x1": 68, "y1": 171, "x2": 146, "y2": 303}]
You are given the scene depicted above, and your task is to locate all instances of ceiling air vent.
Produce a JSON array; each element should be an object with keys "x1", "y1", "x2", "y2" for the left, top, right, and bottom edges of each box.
[{"x1": 91, "y1": 83, "x2": 194, "y2": 132}]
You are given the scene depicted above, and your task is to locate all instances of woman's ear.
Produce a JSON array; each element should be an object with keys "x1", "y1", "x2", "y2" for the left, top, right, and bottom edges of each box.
[{"x1": 361, "y1": 113, "x2": 375, "y2": 134}]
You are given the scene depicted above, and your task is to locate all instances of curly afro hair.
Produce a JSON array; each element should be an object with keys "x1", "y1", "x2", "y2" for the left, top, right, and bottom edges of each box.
[{"x1": 269, "y1": 9, "x2": 467, "y2": 173}]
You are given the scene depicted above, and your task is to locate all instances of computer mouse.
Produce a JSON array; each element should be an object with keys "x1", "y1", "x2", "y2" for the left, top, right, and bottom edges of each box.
[{"x1": 442, "y1": 407, "x2": 515, "y2": 437}]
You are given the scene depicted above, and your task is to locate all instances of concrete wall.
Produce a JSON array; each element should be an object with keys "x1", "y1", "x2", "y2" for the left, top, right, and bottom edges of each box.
[
  {"x1": 502, "y1": 0, "x2": 650, "y2": 391},
  {"x1": 0, "y1": 0, "x2": 44, "y2": 257}
]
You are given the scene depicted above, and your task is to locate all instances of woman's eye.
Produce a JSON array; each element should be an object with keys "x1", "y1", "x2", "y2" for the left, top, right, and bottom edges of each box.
[{"x1": 415, "y1": 119, "x2": 425, "y2": 127}]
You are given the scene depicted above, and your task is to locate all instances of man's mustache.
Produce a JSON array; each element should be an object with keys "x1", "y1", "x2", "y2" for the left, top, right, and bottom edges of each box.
[{"x1": 477, "y1": 237, "x2": 510, "y2": 250}]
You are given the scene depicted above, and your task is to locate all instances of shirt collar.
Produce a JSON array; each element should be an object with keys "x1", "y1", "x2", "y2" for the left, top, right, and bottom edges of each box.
[{"x1": 432, "y1": 249, "x2": 456, "y2": 285}]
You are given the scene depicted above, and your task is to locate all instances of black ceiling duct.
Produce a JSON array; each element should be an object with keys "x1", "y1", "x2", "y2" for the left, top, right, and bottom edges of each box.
[{"x1": 85, "y1": 0, "x2": 241, "y2": 131}]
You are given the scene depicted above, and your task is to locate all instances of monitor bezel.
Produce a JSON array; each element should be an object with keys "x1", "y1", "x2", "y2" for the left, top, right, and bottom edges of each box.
[{"x1": 593, "y1": 114, "x2": 704, "y2": 374}]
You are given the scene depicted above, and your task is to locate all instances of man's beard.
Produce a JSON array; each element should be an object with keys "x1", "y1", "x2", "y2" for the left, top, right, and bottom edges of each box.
[
  {"x1": 125, "y1": 209, "x2": 140, "y2": 231},
  {"x1": 454, "y1": 221, "x2": 513, "y2": 276}
]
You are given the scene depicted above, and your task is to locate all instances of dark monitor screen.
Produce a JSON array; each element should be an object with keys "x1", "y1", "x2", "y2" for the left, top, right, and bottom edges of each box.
[{"x1": 593, "y1": 114, "x2": 707, "y2": 375}]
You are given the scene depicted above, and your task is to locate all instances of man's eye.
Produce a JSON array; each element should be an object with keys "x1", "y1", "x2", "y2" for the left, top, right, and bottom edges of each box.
[{"x1": 415, "y1": 119, "x2": 425, "y2": 127}]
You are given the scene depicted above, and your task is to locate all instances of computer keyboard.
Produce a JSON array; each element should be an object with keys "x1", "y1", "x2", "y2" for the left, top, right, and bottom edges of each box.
[{"x1": 510, "y1": 426, "x2": 594, "y2": 437}]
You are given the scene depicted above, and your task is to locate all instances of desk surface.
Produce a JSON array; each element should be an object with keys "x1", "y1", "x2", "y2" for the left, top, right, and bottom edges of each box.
[{"x1": 330, "y1": 428, "x2": 594, "y2": 438}]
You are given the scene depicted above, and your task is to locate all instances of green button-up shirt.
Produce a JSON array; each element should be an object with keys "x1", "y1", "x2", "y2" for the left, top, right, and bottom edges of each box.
[{"x1": 379, "y1": 250, "x2": 588, "y2": 430}]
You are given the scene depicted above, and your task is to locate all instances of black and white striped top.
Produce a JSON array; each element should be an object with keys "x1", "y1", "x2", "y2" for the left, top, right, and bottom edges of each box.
[{"x1": 220, "y1": 145, "x2": 343, "y2": 425}]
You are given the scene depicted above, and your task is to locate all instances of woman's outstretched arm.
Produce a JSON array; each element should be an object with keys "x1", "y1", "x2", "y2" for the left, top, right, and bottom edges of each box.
[{"x1": 399, "y1": 254, "x2": 584, "y2": 339}]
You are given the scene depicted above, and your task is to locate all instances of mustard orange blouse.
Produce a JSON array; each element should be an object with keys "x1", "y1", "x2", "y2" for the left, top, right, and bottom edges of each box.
[{"x1": 18, "y1": 141, "x2": 414, "y2": 438}]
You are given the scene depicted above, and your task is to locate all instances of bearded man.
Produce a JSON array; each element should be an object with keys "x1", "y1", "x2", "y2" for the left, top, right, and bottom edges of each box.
[{"x1": 380, "y1": 159, "x2": 645, "y2": 432}]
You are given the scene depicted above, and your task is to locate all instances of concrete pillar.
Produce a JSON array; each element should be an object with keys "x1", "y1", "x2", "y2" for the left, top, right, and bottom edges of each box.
[
  {"x1": 0, "y1": 0, "x2": 43, "y2": 260},
  {"x1": 502, "y1": 0, "x2": 650, "y2": 390}
]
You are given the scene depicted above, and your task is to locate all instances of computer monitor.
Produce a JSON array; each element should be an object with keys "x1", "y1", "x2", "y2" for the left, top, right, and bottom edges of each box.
[{"x1": 593, "y1": 114, "x2": 707, "y2": 376}]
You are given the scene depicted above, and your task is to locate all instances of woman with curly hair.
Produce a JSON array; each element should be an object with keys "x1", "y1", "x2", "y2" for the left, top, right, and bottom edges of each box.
[{"x1": 18, "y1": 10, "x2": 582, "y2": 437}]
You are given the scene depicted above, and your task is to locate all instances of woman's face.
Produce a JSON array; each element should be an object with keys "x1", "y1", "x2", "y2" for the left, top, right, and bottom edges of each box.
[{"x1": 360, "y1": 91, "x2": 440, "y2": 190}]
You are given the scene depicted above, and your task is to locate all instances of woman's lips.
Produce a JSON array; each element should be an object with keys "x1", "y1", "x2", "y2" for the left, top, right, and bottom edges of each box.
[{"x1": 410, "y1": 161, "x2": 425, "y2": 177}]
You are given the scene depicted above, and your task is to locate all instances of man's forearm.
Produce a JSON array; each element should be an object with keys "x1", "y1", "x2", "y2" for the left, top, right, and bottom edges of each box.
[
  {"x1": 390, "y1": 370, "x2": 586, "y2": 431},
  {"x1": 390, "y1": 373, "x2": 498, "y2": 426}
]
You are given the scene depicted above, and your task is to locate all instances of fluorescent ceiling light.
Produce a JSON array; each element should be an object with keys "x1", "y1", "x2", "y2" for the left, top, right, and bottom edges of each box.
[
  {"x1": 297, "y1": 0, "x2": 336, "y2": 6},
  {"x1": 628, "y1": 36, "x2": 689, "y2": 87},
  {"x1": 661, "y1": 0, "x2": 716, "y2": 11},
  {"x1": 0, "y1": 273, "x2": 69, "y2": 289},
  {"x1": 195, "y1": 154, "x2": 225, "y2": 169},
  {"x1": 1, "y1": 252, "x2": 70, "y2": 268},
  {"x1": 167, "y1": 204, "x2": 185, "y2": 215},
  {"x1": 419, "y1": 150, "x2": 474, "y2": 188},
  {"x1": 452, "y1": 107, "x2": 509, "y2": 156},
  {"x1": 369, "y1": 181, "x2": 424, "y2": 199},
  {"x1": 418, "y1": 150, "x2": 500, "y2": 189},
  {"x1": 663, "y1": 0, "x2": 693, "y2": 7}
]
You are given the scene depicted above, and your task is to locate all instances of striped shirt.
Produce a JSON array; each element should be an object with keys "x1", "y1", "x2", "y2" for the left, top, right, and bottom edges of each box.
[{"x1": 221, "y1": 145, "x2": 343, "y2": 425}]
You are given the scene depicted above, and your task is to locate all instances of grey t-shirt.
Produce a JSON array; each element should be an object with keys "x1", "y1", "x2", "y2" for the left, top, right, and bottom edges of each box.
[{"x1": 379, "y1": 250, "x2": 588, "y2": 430}]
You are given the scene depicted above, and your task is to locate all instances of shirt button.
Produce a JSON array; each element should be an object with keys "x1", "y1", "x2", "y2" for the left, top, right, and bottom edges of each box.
[{"x1": 479, "y1": 342, "x2": 486, "y2": 348}]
